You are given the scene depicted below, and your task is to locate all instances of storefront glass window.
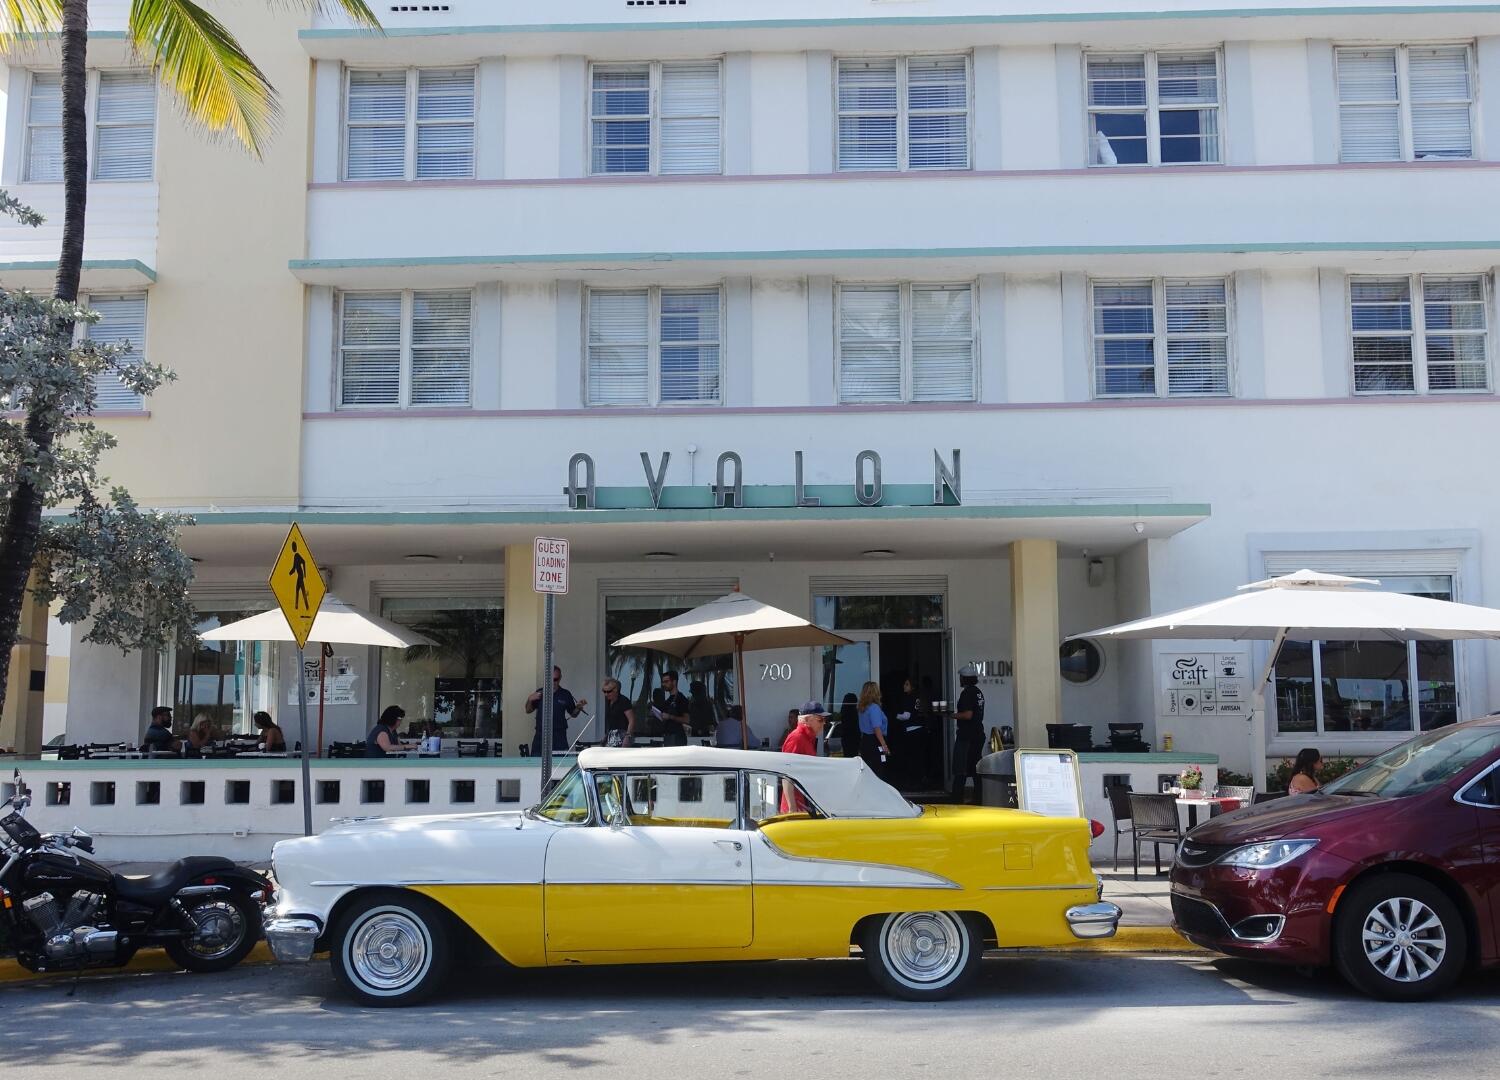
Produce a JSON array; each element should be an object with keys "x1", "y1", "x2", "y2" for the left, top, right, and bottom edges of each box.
[
  {"x1": 1273, "y1": 574, "x2": 1458, "y2": 735},
  {"x1": 604, "y1": 594, "x2": 734, "y2": 735},
  {"x1": 812, "y1": 594, "x2": 945, "y2": 631},
  {"x1": 379, "y1": 598, "x2": 503, "y2": 738},
  {"x1": 173, "y1": 602, "x2": 279, "y2": 739}
]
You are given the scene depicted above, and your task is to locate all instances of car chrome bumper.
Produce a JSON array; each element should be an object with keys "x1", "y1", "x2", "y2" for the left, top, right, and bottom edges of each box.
[
  {"x1": 263, "y1": 916, "x2": 321, "y2": 963},
  {"x1": 1066, "y1": 901, "x2": 1122, "y2": 939}
]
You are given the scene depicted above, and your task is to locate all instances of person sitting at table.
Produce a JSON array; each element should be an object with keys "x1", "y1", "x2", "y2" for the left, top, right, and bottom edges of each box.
[
  {"x1": 141, "y1": 706, "x2": 177, "y2": 752},
  {"x1": 1288, "y1": 747, "x2": 1323, "y2": 794},
  {"x1": 715, "y1": 705, "x2": 755, "y2": 750},
  {"x1": 366, "y1": 705, "x2": 406, "y2": 757},
  {"x1": 253, "y1": 710, "x2": 286, "y2": 752},
  {"x1": 184, "y1": 713, "x2": 214, "y2": 757}
]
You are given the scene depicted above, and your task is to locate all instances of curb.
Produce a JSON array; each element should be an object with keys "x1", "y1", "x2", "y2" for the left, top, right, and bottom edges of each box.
[{"x1": 0, "y1": 941, "x2": 274, "y2": 985}]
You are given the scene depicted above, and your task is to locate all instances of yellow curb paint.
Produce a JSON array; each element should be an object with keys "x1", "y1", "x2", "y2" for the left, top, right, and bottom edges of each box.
[
  {"x1": 1059, "y1": 927, "x2": 1205, "y2": 953},
  {"x1": 0, "y1": 941, "x2": 275, "y2": 985}
]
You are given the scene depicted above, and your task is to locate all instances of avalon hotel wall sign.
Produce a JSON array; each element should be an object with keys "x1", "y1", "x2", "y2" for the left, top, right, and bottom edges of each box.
[{"x1": 564, "y1": 449, "x2": 962, "y2": 510}]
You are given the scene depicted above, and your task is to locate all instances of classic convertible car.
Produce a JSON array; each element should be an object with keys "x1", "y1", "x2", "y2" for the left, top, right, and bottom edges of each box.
[{"x1": 264, "y1": 746, "x2": 1119, "y2": 1004}]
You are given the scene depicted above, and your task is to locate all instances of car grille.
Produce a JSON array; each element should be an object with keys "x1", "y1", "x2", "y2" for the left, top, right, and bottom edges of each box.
[
  {"x1": 1174, "y1": 840, "x2": 1236, "y2": 868},
  {"x1": 1172, "y1": 894, "x2": 1230, "y2": 939}
]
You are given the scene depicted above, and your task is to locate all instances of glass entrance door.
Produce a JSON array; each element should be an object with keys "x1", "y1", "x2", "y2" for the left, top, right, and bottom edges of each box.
[{"x1": 820, "y1": 634, "x2": 876, "y2": 718}]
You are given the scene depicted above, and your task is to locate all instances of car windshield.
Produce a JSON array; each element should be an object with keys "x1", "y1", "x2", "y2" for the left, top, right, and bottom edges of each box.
[
  {"x1": 530, "y1": 766, "x2": 591, "y2": 823},
  {"x1": 1323, "y1": 725, "x2": 1500, "y2": 799}
]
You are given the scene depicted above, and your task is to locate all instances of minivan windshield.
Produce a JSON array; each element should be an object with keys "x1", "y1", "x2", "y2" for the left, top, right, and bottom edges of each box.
[{"x1": 1323, "y1": 725, "x2": 1500, "y2": 799}]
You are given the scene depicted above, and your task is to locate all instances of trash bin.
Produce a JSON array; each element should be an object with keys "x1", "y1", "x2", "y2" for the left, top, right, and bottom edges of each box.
[{"x1": 975, "y1": 750, "x2": 1017, "y2": 808}]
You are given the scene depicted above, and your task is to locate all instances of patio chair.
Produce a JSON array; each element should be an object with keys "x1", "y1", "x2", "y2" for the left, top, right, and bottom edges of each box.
[
  {"x1": 456, "y1": 740, "x2": 484, "y2": 758},
  {"x1": 1252, "y1": 790, "x2": 1288, "y2": 805},
  {"x1": 1104, "y1": 783, "x2": 1134, "y2": 870},
  {"x1": 1126, "y1": 792, "x2": 1183, "y2": 879},
  {"x1": 1212, "y1": 783, "x2": 1256, "y2": 817}
]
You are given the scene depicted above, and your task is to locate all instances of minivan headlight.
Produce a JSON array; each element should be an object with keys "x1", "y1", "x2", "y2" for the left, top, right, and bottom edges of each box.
[{"x1": 1218, "y1": 839, "x2": 1318, "y2": 869}]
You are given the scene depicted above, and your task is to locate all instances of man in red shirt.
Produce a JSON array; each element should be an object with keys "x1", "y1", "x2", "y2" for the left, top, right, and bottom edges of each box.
[{"x1": 779, "y1": 702, "x2": 826, "y2": 813}]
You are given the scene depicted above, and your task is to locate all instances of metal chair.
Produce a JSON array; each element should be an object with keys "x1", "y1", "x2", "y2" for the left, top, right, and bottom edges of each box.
[
  {"x1": 1126, "y1": 792, "x2": 1183, "y2": 879},
  {"x1": 1211, "y1": 783, "x2": 1256, "y2": 817},
  {"x1": 1105, "y1": 783, "x2": 1134, "y2": 870},
  {"x1": 456, "y1": 740, "x2": 484, "y2": 758}
]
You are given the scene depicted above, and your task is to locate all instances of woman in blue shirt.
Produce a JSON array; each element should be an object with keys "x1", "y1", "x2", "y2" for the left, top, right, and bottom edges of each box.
[{"x1": 856, "y1": 681, "x2": 892, "y2": 780}]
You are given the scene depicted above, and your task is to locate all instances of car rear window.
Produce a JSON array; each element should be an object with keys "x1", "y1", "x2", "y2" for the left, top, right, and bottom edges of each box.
[{"x1": 1325, "y1": 726, "x2": 1500, "y2": 799}]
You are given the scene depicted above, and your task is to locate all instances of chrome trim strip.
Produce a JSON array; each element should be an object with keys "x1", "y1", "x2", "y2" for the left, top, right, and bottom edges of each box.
[
  {"x1": 1453, "y1": 758, "x2": 1500, "y2": 809},
  {"x1": 753, "y1": 878, "x2": 956, "y2": 890},
  {"x1": 982, "y1": 883, "x2": 1099, "y2": 893},
  {"x1": 1229, "y1": 914, "x2": 1287, "y2": 943}
]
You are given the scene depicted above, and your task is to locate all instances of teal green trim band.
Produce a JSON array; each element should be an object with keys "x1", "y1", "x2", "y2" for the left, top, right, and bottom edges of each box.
[
  {"x1": 593, "y1": 483, "x2": 955, "y2": 510},
  {"x1": 179, "y1": 503, "x2": 1211, "y2": 527},
  {"x1": 0, "y1": 258, "x2": 157, "y2": 282},
  {"x1": 291, "y1": 241, "x2": 1500, "y2": 272},
  {"x1": 1077, "y1": 752, "x2": 1220, "y2": 764},
  {"x1": 12, "y1": 757, "x2": 540, "y2": 770},
  {"x1": 299, "y1": 8, "x2": 1500, "y2": 39}
]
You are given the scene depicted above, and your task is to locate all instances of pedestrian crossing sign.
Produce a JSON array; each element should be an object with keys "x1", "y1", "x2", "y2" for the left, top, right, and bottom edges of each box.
[{"x1": 269, "y1": 523, "x2": 326, "y2": 649}]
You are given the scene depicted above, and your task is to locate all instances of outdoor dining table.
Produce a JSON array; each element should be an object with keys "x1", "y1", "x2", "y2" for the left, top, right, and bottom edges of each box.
[{"x1": 1176, "y1": 796, "x2": 1243, "y2": 829}]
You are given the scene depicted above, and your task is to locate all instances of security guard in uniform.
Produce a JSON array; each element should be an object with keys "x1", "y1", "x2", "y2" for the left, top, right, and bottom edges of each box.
[{"x1": 952, "y1": 663, "x2": 986, "y2": 803}]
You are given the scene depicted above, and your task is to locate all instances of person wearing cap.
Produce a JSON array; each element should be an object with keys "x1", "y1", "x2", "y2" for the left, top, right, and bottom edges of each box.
[
  {"x1": 857, "y1": 681, "x2": 892, "y2": 779},
  {"x1": 953, "y1": 663, "x2": 987, "y2": 802},
  {"x1": 782, "y1": 700, "x2": 825, "y2": 757}
]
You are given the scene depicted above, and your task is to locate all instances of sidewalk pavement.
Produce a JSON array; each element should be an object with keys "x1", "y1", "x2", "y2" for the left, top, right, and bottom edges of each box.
[{"x1": 1097, "y1": 868, "x2": 1175, "y2": 928}]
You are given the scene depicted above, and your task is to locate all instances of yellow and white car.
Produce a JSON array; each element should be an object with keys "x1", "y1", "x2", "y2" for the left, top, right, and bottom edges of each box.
[{"x1": 264, "y1": 746, "x2": 1118, "y2": 1004}]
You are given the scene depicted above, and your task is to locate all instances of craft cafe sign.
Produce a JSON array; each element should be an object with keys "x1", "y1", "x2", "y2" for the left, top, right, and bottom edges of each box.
[{"x1": 562, "y1": 449, "x2": 963, "y2": 510}]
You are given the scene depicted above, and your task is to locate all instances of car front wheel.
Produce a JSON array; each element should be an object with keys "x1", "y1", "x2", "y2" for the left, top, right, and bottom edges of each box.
[
  {"x1": 330, "y1": 892, "x2": 452, "y2": 1006},
  {"x1": 860, "y1": 911, "x2": 982, "y2": 1001},
  {"x1": 1334, "y1": 873, "x2": 1467, "y2": 1001}
]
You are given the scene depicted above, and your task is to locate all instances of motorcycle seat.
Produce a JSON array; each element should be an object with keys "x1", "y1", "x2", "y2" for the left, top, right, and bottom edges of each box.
[{"x1": 112, "y1": 856, "x2": 241, "y2": 907}]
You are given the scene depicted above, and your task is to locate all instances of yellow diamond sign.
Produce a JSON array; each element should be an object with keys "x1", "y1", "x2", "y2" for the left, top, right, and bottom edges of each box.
[{"x1": 268, "y1": 523, "x2": 326, "y2": 649}]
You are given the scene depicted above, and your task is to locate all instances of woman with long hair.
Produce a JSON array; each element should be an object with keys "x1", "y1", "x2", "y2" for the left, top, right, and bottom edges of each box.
[
  {"x1": 857, "y1": 681, "x2": 892, "y2": 779},
  {"x1": 1288, "y1": 747, "x2": 1322, "y2": 794},
  {"x1": 838, "y1": 692, "x2": 860, "y2": 758}
]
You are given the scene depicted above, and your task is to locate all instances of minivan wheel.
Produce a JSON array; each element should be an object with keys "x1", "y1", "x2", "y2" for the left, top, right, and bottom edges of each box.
[
  {"x1": 1334, "y1": 873, "x2": 1466, "y2": 1002},
  {"x1": 330, "y1": 892, "x2": 452, "y2": 1006},
  {"x1": 860, "y1": 911, "x2": 982, "y2": 1001}
]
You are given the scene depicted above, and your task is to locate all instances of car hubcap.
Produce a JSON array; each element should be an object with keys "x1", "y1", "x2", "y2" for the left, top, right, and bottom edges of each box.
[
  {"x1": 1361, "y1": 897, "x2": 1446, "y2": 983},
  {"x1": 884, "y1": 912, "x2": 964, "y2": 985},
  {"x1": 350, "y1": 909, "x2": 429, "y2": 991},
  {"x1": 183, "y1": 900, "x2": 245, "y2": 961}
]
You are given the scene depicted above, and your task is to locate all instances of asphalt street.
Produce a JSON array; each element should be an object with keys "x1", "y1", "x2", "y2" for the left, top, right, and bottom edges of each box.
[{"x1": 3, "y1": 953, "x2": 1498, "y2": 1079}]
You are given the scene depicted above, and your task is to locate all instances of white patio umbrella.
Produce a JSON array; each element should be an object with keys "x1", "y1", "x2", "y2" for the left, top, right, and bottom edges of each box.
[
  {"x1": 612, "y1": 592, "x2": 852, "y2": 737},
  {"x1": 1074, "y1": 570, "x2": 1500, "y2": 790}
]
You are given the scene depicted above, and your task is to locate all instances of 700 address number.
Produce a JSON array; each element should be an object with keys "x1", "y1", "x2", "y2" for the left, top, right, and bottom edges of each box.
[{"x1": 759, "y1": 663, "x2": 793, "y2": 681}]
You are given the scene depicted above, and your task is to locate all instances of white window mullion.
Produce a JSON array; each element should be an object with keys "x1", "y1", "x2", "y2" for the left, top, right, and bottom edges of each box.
[
  {"x1": 1412, "y1": 275, "x2": 1429, "y2": 395},
  {"x1": 1396, "y1": 48, "x2": 1414, "y2": 163},
  {"x1": 404, "y1": 70, "x2": 418, "y2": 181},
  {"x1": 85, "y1": 69, "x2": 100, "y2": 179},
  {"x1": 896, "y1": 61, "x2": 909, "y2": 171},
  {"x1": 899, "y1": 283, "x2": 913, "y2": 400},
  {"x1": 399, "y1": 291, "x2": 413, "y2": 408},
  {"x1": 1153, "y1": 279, "x2": 1168, "y2": 395},
  {"x1": 1145, "y1": 54, "x2": 1161, "y2": 167},
  {"x1": 648, "y1": 286, "x2": 662, "y2": 405},
  {"x1": 1311, "y1": 643, "x2": 1327, "y2": 735}
]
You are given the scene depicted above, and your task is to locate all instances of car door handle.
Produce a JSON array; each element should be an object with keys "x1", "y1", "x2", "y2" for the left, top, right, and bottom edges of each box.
[{"x1": 714, "y1": 839, "x2": 743, "y2": 852}]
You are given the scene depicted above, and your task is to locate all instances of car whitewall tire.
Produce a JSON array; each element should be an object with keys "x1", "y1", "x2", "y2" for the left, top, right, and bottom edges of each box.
[
  {"x1": 330, "y1": 893, "x2": 452, "y2": 1006},
  {"x1": 861, "y1": 911, "x2": 982, "y2": 1001}
]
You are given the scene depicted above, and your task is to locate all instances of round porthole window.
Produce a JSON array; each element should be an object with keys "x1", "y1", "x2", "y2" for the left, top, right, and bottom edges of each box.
[{"x1": 1059, "y1": 638, "x2": 1104, "y2": 685}]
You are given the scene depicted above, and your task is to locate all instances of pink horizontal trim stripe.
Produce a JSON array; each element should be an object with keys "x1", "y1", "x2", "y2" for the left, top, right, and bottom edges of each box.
[
  {"x1": 1, "y1": 410, "x2": 151, "y2": 420},
  {"x1": 303, "y1": 394, "x2": 1497, "y2": 421},
  {"x1": 307, "y1": 159, "x2": 1495, "y2": 193}
]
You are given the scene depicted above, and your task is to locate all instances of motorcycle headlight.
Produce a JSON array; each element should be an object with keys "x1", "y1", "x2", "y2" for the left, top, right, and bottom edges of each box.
[{"x1": 1218, "y1": 839, "x2": 1318, "y2": 870}]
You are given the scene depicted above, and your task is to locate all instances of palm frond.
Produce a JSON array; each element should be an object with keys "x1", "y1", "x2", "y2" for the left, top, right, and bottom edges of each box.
[
  {"x1": 128, "y1": 0, "x2": 279, "y2": 156},
  {"x1": 0, "y1": 0, "x2": 61, "y2": 47},
  {"x1": 279, "y1": 1, "x2": 383, "y2": 31}
]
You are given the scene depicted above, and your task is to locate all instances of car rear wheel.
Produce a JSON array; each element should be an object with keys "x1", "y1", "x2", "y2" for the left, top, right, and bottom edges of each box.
[
  {"x1": 330, "y1": 892, "x2": 452, "y2": 1006},
  {"x1": 1334, "y1": 873, "x2": 1467, "y2": 1002},
  {"x1": 860, "y1": 911, "x2": 982, "y2": 1001}
]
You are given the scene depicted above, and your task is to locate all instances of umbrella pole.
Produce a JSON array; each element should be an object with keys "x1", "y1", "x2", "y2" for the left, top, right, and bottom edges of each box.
[
  {"x1": 296, "y1": 647, "x2": 313, "y2": 837},
  {"x1": 1249, "y1": 628, "x2": 1289, "y2": 794},
  {"x1": 735, "y1": 633, "x2": 749, "y2": 747},
  {"x1": 316, "y1": 647, "x2": 327, "y2": 757}
]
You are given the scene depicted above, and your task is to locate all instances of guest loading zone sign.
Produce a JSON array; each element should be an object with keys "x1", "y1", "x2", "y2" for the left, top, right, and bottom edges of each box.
[{"x1": 1158, "y1": 652, "x2": 1251, "y2": 717}]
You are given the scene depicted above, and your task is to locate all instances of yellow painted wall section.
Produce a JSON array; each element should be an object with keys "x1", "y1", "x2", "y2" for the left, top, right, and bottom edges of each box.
[{"x1": 96, "y1": 3, "x2": 309, "y2": 508}]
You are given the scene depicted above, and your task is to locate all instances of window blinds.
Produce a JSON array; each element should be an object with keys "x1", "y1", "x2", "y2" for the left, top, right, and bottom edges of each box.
[
  {"x1": 658, "y1": 288, "x2": 721, "y2": 401},
  {"x1": 838, "y1": 285, "x2": 903, "y2": 401},
  {"x1": 94, "y1": 72, "x2": 155, "y2": 180},
  {"x1": 24, "y1": 73, "x2": 63, "y2": 182},
  {"x1": 1422, "y1": 277, "x2": 1489, "y2": 392},
  {"x1": 340, "y1": 293, "x2": 402, "y2": 405},
  {"x1": 1092, "y1": 283, "x2": 1157, "y2": 395},
  {"x1": 1338, "y1": 46, "x2": 1472, "y2": 162},
  {"x1": 415, "y1": 69, "x2": 475, "y2": 179},
  {"x1": 837, "y1": 60, "x2": 900, "y2": 171},
  {"x1": 590, "y1": 62, "x2": 720, "y2": 175},
  {"x1": 346, "y1": 70, "x2": 408, "y2": 180},
  {"x1": 906, "y1": 56, "x2": 969, "y2": 170},
  {"x1": 410, "y1": 292, "x2": 472, "y2": 405},
  {"x1": 1092, "y1": 280, "x2": 1231, "y2": 397},
  {"x1": 587, "y1": 289, "x2": 651, "y2": 404},
  {"x1": 86, "y1": 294, "x2": 147, "y2": 411},
  {"x1": 1164, "y1": 280, "x2": 1230, "y2": 395},
  {"x1": 1408, "y1": 47, "x2": 1472, "y2": 159},
  {"x1": 659, "y1": 62, "x2": 722, "y2": 174},
  {"x1": 910, "y1": 285, "x2": 974, "y2": 401},
  {"x1": 837, "y1": 57, "x2": 969, "y2": 171},
  {"x1": 587, "y1": 288, "x2": 722, "y2": 405},
  {"x1": 339, "y1": 292, "x2": 472, "y2": 407},
  {"x1": 1349, "y1": 277, "x2": 1416, "y2": 392}
]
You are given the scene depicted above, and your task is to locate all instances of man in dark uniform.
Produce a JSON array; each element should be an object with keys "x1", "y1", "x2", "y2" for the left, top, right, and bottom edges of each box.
[
  {"x1": 651, "y1": 670, "x2": 692, "y2": 746},
  {"x1": 952, "y1": 663, "x2": 986, "y2": 803},
  {"x1": 526, "y1": 666, "x2": 587, "y2": 755}
]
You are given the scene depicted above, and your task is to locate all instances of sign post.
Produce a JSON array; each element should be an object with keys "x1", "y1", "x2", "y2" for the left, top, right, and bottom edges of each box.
[
  {"x1": 532, "y1": 538, "x2": 570, "y2": 794},
  {"x1": 269, "y1": 523, "x2": 327, "y2": 837}
]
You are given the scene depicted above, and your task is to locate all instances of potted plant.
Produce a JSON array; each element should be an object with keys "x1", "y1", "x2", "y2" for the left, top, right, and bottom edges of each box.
[{"x1": 1179, "y1": 764, "x2": 1205, "y2": 799}]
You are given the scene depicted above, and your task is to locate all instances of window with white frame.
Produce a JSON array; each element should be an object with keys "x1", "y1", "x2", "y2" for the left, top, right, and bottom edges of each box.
[
  {"x1": 590, "y1": 61, "x2": 722, "y2": 175},
  {"x1": 1091, "y1": 279, "x2": 1231, "y2": 397},
  {"x1": 344, "y1": 68, "x2": 476, "y2": 181},
  {"x1": 837, "y1": 283, "x2": 975, "y2": 403},
  {"x1": 25, "y1": 70, "x2": 156, "y2": 182},
  {"x1": 1348, "y1": 274, "x2": 1490, "y2": 394},
  {"x1": 1336, "y1": 44, "x2": 1473, "y2": 162},
  {"x1": 83, "y1": 293, "x2": 147, "y2": 411},
  {"x1": 338, "y1": 290, "x2": 472, "y2": 407},
  {"x1": 837, "y1": 55, "x2": 970, "y2": 171},
  {"x1": 1087, "y1": 51, "x2": 1221, "y2": 166},
  {"x1": 587, "y1": 287, "x2": 721, "y2": 405}
]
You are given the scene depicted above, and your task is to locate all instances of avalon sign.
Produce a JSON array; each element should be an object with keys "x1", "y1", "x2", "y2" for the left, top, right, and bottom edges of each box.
[{"x1": 564, "y1": 449, "x2": 962, "y2": 510}]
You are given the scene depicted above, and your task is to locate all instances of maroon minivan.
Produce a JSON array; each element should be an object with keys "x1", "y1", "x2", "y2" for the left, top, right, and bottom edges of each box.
[{"x1": 1171, "y1": 715, "x2": 1500, "y2": 1000}]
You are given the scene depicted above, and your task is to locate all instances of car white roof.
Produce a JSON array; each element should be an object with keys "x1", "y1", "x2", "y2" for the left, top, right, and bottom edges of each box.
[{"x1": 575, "y1": 745, "x2": 920, "y2": 819}]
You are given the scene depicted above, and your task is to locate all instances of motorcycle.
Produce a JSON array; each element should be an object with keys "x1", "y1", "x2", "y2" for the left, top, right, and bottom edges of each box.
[{"x1": 0, "y1": 771, "x2": 268, "y2": 976}]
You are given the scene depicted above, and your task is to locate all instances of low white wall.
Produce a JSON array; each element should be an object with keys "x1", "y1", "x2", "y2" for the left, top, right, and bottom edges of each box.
[{"x1": 1076, "y1": 756, "x2": 1220, "y2": 867}]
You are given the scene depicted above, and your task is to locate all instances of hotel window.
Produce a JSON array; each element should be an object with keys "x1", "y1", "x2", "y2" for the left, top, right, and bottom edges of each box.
[
  {"x1": 589, "y1": 61, "x2": 722, "y2": 175},
  {"x1": 82, "y1": 293, "x2": 147, "y2": 411},
  {"x1": 338, "y1": 290, "x2": 472, "y2": 408},
  {"x1": 379, "y1": 597, "x2": 503, "y2": 739},
  {"x1": 25, "y1": 71, "x2": 156, "y2": 182},
  {"x1": 837, "y1": 283, "x2": 975, "y2": 403},
  {"x1": 1349, "y1": 275, "x2": 1490, "y2": 394},
  {"x1": 1087, "y1": 51, "x2": 1221, "y2": 166},
  {"x1": 1091, "y1": 279, "x2": 1231, "y2": 398},
  {"x1": 344, "y1": 68, "x2": 476, "y2": 180},
  {"x1": 1336, "y1": 45, "x2": 1473, "y2": 162},
  {"x1": 837, "y1": 55, "x2": 970, "y2": 171},
  {"x1": 586, "y1": 286, "x2": 721, "y2": 406},
  {"x1": 1274, "y1": 575, "x2": 1458, "y2": 736}
]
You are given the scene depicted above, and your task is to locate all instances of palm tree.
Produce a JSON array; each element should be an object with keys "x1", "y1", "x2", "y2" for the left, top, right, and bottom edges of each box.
[{"x1": 0, "y1": 0, "x2": 380, "y2": 715}]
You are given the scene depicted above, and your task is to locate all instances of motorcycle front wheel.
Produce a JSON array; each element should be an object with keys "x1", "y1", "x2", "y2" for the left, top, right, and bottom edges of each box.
[{"x1": 165, "y1": 890, "x2": 261, "y2": 973}]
